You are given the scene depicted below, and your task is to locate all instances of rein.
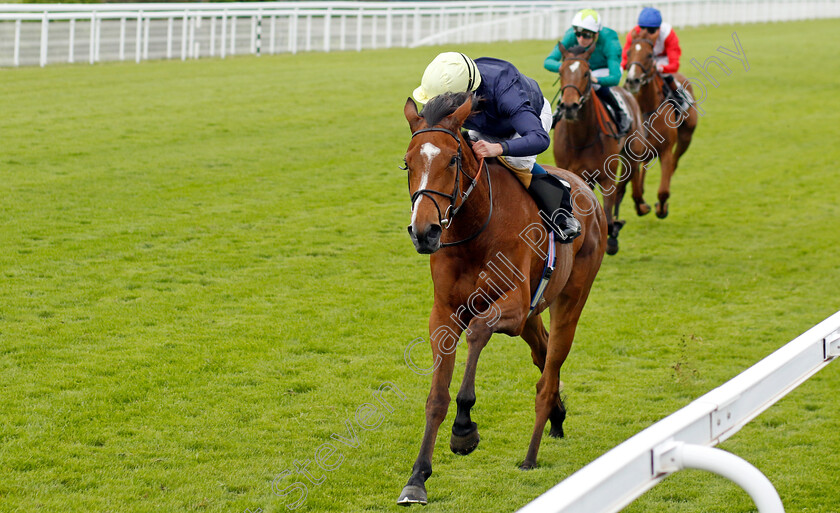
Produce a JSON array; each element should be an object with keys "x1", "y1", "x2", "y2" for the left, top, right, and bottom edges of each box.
[{"x1": 407, "y1": 127, "x2": 493, "y2": 248}]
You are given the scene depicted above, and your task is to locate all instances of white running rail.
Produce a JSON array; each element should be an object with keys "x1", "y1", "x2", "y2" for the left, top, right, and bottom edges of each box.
[
  {"x1": 517, "y1": 309, "x2": 840, "y2": 513},
  {"x1": 1, "y1": 0, "x2": 839, "y2": 67}
]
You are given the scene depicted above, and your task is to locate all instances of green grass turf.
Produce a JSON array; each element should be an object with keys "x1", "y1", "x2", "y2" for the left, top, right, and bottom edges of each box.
[{"x1": 1, "y1": 18, "x2": 839, "y2": 513}]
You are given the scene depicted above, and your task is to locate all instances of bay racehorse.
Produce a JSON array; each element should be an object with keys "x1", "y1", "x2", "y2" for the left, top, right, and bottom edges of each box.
[
  {"x1": 553, "y1": 43, "x2": 647, "y2": 256},
  {"x1": 623, "y1": 35, "x2": 699, "y2": 218},
  {"x1": 398, "y1": 92, "x2": 606, "y2": 506}
]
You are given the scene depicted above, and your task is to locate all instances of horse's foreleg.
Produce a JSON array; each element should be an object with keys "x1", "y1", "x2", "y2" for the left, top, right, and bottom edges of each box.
[
  {"x1": 656, "y1": 149, "x2": 676, "y2": 219},
  {"x1": 398, "y1": 313, "x2": 461, "y2": 506},
  {"x1": 521, "y1": 314, "x2": 566, "y2": 438},
  {"x1": 450, "y1": 321, "x2": 493, "y2": 456}
]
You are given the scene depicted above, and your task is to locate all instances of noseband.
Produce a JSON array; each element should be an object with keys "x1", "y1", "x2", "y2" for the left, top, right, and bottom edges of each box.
[
  {"x1": 406, "y1": 126, "x2": 493, "y2": 247},
  {"x1": 560, "y1": 56, "x2": 593, "y2": 106}
]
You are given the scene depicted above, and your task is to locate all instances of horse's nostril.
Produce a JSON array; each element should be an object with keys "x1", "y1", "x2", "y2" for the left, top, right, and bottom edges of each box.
[{"x1": 426, "y1": 224, "x2": 442, "y2": 241}]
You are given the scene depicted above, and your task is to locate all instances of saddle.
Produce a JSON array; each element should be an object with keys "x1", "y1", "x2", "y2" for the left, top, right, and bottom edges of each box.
[{"x1": 596, "y1": 88, "x2": 632, "y2": 137}]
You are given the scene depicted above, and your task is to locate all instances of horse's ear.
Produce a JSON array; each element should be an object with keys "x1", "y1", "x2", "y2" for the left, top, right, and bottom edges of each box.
[
  {"x1": 558, "y1": 42, "x2": 568, "y2": 59},
  {"x1": 447, "y1": 94, "x2": 473, "y2": 129},
  {"x1": 583, "y1": 44, "x2": 596, "y2": 60},
  {"x1": 404, "y1": 97, "x2": 423, "y2": 132}
]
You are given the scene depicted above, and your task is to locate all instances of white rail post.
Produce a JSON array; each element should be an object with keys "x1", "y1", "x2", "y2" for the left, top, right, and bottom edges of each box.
[
  {"x1": 323, "y1": 7, "x2": 332, "y2": 52},
  {"x1": 230, "y1": 13, "x2": 237, "y2": 55},
  {"x1": 69, "y1": 18, "x2": 76, "y2": 64},
  {"x1": 119, "y1": 17, "x2": 126, "y2": 61},
  {"x1": 189, "y1": 14, "x2": 197, "y2": 59},
  {"x1": 221, "y1": 11, "x2": 227, "y2": 59},
  {"x1": 89, "y1": 12, "x2": 95, "y2": 64},
  {"x1": 135, "y1": 11, "x2": 142, "y2": 63},
  {"x1": 385, "y1": 6, "x2": 392, "y2": 48},
  {"x1": 40, "y1": 11, "x2": 49, "y2": 67},
  {"x1": 210, "y1": 16, "x2": 216, "y2": 57},
  {"x1": 181, "y1": 11, "x2": 188, "y2": 60},
  {"x1": 166, "y1": 16, "x2": 174, "y2": 59},
  {"x1": 256, "y1": 10, "x2": 263, "y2": 56},
  {"x1": 14, "y1": 19, "x2": 22, "y2": 67},
  {"x1": 305, "y1": 14, "x2": 312, "y2": 52},
  {"x1": 250, "y1": 14, "x2": 256, "y2": 54},
  {"x1": 413, "y1": 6, "x2": 420, "y2": 47},
  {"x1": 340, "y1": 13, "x2": 347, "y2": 51},
  {"x1": 96, "y1": 13, "x2": 102, "y2": 63},
  {"x1": 371, "y1": 13, "x2": 377, "y2": 50},
  {"x1": 355, "y1": 9, "x2": 362, "y2": 51},
  {"x1": 270, "y1": 15, "x2": 277, "y2": 54},
  {"x1": 144, "y1": 15, "x2": 151, "y2": 61},
  {"x1": 289, "y1": 9, "x2": 298, "y2": 55}
]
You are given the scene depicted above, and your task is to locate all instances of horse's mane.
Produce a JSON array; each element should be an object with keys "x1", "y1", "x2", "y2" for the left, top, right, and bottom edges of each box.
[{"x1": 420, "y1": 92, "x2": 479, "y2": 127}]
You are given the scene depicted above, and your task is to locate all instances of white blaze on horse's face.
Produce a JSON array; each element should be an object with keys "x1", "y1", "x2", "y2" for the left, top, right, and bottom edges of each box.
[
  {"x1": 411, "y1": 142, "x2": 441, "y2": 226},
  {"x1": 569, "y1": 61, "x2": 580, "y2": 73},
  {"x1": 627, "y1": 47, "x2": 644, "y2": 81}
]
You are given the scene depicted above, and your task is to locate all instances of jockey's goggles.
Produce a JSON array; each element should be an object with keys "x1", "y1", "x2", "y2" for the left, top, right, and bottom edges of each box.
[
  {"x1": 640, "y1": 26, "x2": 659, "y2": 33},
  {"x1": 574, "y1": 30, "x2": 595, "y2": 39}
]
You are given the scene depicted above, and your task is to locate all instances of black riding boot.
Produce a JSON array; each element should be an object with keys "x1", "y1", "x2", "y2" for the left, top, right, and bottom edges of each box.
[
  {"x1": 662, "y1": 74, "x2": 690, "y2": 112},
  {"x1": 527, "y1": 174, "x2": 581, "y2": 244},
  {"x1": 595, "y1": 86, "x2": 631, "y2": 134}
]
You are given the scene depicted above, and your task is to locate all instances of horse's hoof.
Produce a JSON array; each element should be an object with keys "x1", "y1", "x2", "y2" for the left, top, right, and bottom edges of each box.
[
  {"x1": 606, "y1": 237, "x2": 619, "y2": 256},
  {"x1": 655, "y1": 202, "x2": 669, "y2": 219},
  {"x1": 397, "y1": 484, "x2": 428, "y2": 506},
  {"x1": 450, "y1": 428, "x2": 480, "y2": 455},
  {"x1": 636, "y1": 203, "x2": 651, "y2": 216},
  {"x1": 519, "y1": 460, "x2": 538, "y2": 471},
  {"x1": 548, "y1": 425, "x2": 565, "y2": 438}
]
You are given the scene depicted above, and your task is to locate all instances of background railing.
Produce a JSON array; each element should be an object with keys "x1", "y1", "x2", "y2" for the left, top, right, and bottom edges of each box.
[{"x1": 1, "y1": 0, "x2": 839, "y2": 67}]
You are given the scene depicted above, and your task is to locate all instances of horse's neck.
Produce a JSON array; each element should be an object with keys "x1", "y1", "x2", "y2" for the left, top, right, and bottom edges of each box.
[
  {"x1": 638, "y1": 75, "x2": 664, "y2": 114},
  {"x1": 438, "y1": 159, "x2": 522, "y2": 260}
]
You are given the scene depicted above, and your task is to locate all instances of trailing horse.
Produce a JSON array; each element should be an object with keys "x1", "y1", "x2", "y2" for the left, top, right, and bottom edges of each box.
[
  {"x1": 623, "y1": 35, "x2": 699, "y2": 218},
  {"x1": 398, "y1": 92, "x2": 606, "y2": 506},
  {"x1": 553, "y1": 43, "x2": 647, "y2": 256}
]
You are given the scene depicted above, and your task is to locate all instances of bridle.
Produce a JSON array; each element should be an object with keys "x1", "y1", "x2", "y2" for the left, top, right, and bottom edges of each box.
[
  {"x1": 405, "y1": 126, "x2": 493, "y2": 248},
  {"x1": 626, "y1": 38, "x2": 656, "y2": 87},
  {"x1": 560, "y1": 56, "x2": 593, "y2": 106}
]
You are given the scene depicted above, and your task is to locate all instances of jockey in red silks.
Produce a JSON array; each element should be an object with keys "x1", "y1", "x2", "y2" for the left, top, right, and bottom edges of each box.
[{"x1": 621, "y1": 7, "x2": 685, "y2": 96}]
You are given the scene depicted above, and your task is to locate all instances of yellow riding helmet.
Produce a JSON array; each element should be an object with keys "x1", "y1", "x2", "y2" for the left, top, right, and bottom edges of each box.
[{"x1": 413, "y1": 52, "x2": 482, "y2": 105}]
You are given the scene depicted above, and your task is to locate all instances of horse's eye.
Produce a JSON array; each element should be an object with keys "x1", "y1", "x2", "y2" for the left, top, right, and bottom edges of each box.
[
  {"x1": 400, "y1": 158, "x2": 408, "y2": 171},
  {"x1": 449, "y1": 156, "x2": 458, "y2": 167}
]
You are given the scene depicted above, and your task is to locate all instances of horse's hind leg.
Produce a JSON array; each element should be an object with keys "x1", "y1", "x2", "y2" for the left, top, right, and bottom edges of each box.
[
  {"x1": 521, "y1": 297, "x2": 586, "y2": 470},
  {"x1": 521, "y1": 234, "x2": 604, "y2": 470},
  {"x1": 656, "y1": 148, "x2": 676, "y2": 219},
  {"x1": 521, "y1": 314, "x2": 566, "y2": 438},
  {"x1": 600, "y1": 177, "x2": 623, "y2": 256},
  {"x1": 673, "y1": 114, "x2": 697, "y2": 168}
]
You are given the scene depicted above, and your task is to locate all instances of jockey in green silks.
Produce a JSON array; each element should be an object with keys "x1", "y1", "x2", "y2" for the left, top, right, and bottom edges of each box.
[{"x1": 544, "y1": 9, "x2": 631, "y2": 134}]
